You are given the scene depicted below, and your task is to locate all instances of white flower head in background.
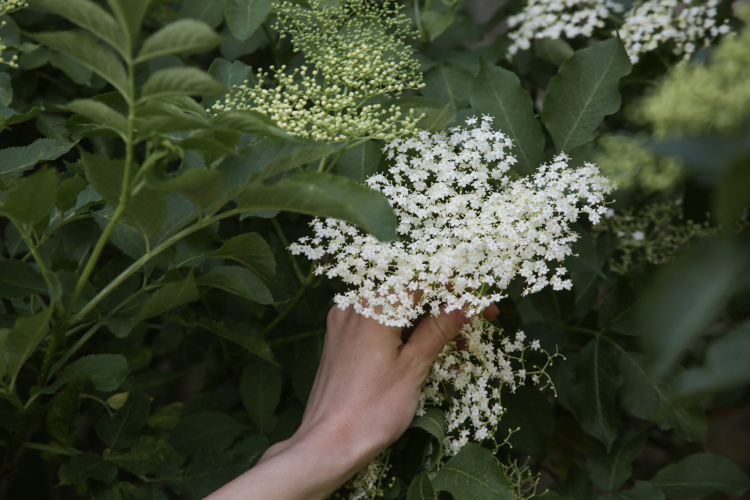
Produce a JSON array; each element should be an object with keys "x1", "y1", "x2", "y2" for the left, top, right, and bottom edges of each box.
[
  {"x1": 290, "y1": 116, "x2": 615, "y2": 327},
  {"x1": 618, "y1": 0, "x2": 731, "y2": 64},
  {"x1": 506, "y1": 0, "x2": 624, "y2": 57}
]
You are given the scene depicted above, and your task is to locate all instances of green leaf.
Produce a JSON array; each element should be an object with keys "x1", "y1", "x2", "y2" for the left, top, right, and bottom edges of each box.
[
  {"x1": 651, "y1": 453, "x2": 750, "y2": 499},
  {"x1": 66, "y1": 99, "x2": 127, "y2": 138},
  {"x1": 236, "y1": 173, "x2": 397, "y2": 242},
  {"x1": 542, "y1": 38, "x2": 631, "y2": 153},
  {"x1": 421, "y1": 11, "x2": 454, "y2": 41},
  {"x1": 598, "y1": 481, "x2": 665, "y2": 500},
  {"x1": 210, "y1": 110, "x2": 288, "y2": 138},
  {"x1": 638, "y1": 237, "x2": 750, "y2": 378},
  {"x1": 0, "y1": 73, "x2": 11, "y2": 107},
  {"x1": 422, "y1": 63, "x2": 474, "y2": 111},
  {"x1": 34, "y1": 0, "x2": 128, "y2": 58},
  {"x1": 385, "y1": 96, "x2": 456, "y2": 132},
  {"x1": 209, "y1": 233, "x2": 276, "y2": 281},
  {"x1": 336, "y1": 140, "x2": 382, "y2": 183},
  {"x1": 536, "y1": 38, "x2": 575, "y2": 67},
  {"x1": 471, "y1": 62, "x2": 545, "y2": 175},
  {"x1": 587, "y1": 432, "x2": 646, "y2": 493},
  {"x1": 224, "y1": 0, "x2": 274, "y2": 41},
  {"x1": 408, "y1": 472, "x2": 438, "y2": 500},
  {"x1": 240, "y1": 357, "x2": 282, "y2": 429},
  {"x1": 149, "y1": 167, "x2": 222, "y2": 211},
  {"x1": 432, "y1": 443, "x2": 514, "y2": 500},
  {"x1": 208, "y1": 57, "x2": 253, "y2": 88},
  {"x1": 136, "y1": 19, "x2": 223, "y2": 63},
  {"x1": 56, "y1": 175, "x2": 88, "y2": 213},
  {"x1": 59, "y1": 452, "x2": 118, "y2": 485},
  {"x1": 196, "y1": 265, "x2": 272, "y2": 304},
  {"x1": 37, "y1": 354, "x2": 129, "y2": 395},
  {"x1": 570, "y1": 337, "x2": 622, "y2": 449},
  {"x1": 31, "y1": 31, "x2": 129, "y2": 97},
  {"x1": 500, "y1": 385, "x2": 554, "y2": 456},
  {"x1": 81, "y1": 151, "x2": 124, "y2": 205},
  {"x1": 161, "y1": 450, "x2": 246, "y2": 499},
  {"x1": 0, "y1": 260, "x2": 47, "y2": 299},
  {"x1": 96, "y1": 392, "x2": 152, "y2": 450},
  {"x1": 106, "y1": 0, "x2": 151, "y2": 47},
  {"x1": 618, "y1": 351, "x2": 706, "y2": 443},
  {"x1": 0, "y1": 138, "x2": 74, "y2": 177},
  {"x1": 104, "y1": 436, "x2": 179, "y2": 475},
  {"x1": 46, "y1": 382, "x2": 84, "y2": 446},
  {"x1": 141, "y1": 68, "x2": 227, "y2": 101},
  {"x1": 2, "y1": 308, "x2": 52, "y2": 386},
  {"x1": 410, "y1": 406, "x2": 446, "y2": 444},
  {"x1": 123, "y1": 188, "x2": 169, "y2": 238},
  {"x1": 141, "y1": 273, "x2": 200, "y2": 320},
  {"x1": 676, "y1": 320, "x2": 750, "y2": 397},
  {"x1": 194, "y1": 317, "x2": 273, "y2": 362},
  {"x1": 0, "y1": 167, "x2": 58, "y2": 232},
  {"x1": 169, "y1": 411, "x2": 247, "y2": 453}
]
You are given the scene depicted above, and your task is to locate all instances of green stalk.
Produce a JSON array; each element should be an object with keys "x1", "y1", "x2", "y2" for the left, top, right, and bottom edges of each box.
[{"x1": 259, "y1": 270, "x2": 316, "y2": 338}]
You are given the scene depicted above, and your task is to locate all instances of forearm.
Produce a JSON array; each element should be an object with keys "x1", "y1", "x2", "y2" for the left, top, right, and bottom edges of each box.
[{"x1": 205, "y1": 427, "x2": 373, "y2": 500}]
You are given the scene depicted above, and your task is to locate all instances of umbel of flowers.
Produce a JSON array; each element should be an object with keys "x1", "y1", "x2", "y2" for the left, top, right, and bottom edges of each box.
[
  {"x1": 210, "y1": 0, "x2": 424, "y2": 143},
  {"x1": 0, "y1": 0, "x2": 28, "y2": 68},
  {"x1": 291, "y1": 117, "x2": 614, "y2": 476}
]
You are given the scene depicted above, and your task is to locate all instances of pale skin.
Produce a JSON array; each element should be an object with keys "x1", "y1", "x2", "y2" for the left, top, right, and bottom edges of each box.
[{"x1": 206, "y1": 302, "x2": 499, "y2": 500}]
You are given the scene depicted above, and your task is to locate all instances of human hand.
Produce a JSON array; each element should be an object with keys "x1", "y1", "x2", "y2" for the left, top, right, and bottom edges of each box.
[{"x1": 206, "y1": 302, "x2": 498, "y2": 500}]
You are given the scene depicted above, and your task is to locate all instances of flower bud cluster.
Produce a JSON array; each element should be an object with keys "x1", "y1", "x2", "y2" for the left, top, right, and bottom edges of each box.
[
  {"x1": 0, "y1": 0, "x2": 27, "y2": 69},
  {"x1": 290, "y1": 116, "x2": 614, "y2": 327},
  {"x1": 618, "y1": 0, "x2": 730, "y2": 64},
  {"x1": 418, "y1": 317, "x2": 555, "y2": 458},
  {"x1": 506, "y1": 0, "x2": 624, "y2": 56},
  {"x1": 210, "y1": 0, "x2": 424, "y2": 143}
]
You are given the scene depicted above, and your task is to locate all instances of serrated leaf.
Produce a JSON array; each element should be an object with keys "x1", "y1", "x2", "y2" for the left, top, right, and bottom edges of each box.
[
  {"x1": 0, "y1": 138, "x2": 74, "y2": 177},
  {"x1": 587, "y1": 432, "x2": 646, "y2": 493},
  {"x1": 32, "y1": 31, "x2": 129, "y2": 97},
  {"x1": 196, "y1": 265, "x2": 272, "y2": 304},
  {"x1": 432, "y1": 443, "x2": 514, "y2": 500},
  {"x1": 209, "y1": 233, "x2": 276, "y2": 281},
  {"x1": 66, "y1": 99, "x2": 127, "y2": 138},
  {"x1": 96, "y1": 392, "x2": 151, "y2": 450},
  {"x1": 161, "y1": 450, "x2": 246, "y2": 499},
  {"x1": 422, "y1": 63, "x2": 474, "y2": 111},
  {"x1": 410, "y1": 406, "x2": 446, "y2": 444},
  {"x1": 208, "y1": 57, "x2": 253, "y2": 88},
  {"x1": 0, "y1": 167, "x2": 58, "y2": 232},
  {"x1": 81, "y1": 151, "x2": 124, "y2": 205},
  {"x1": 141, "y1": 273, "x2": 199, "y2": 319},
  {"x1": 36, "y1": 354, "x2": 129, "y2": 395},
  {"x1": 47, "y1": 381, "x2": 84, "y2": 446},
  {"x1": 195, "y1": 317, "x2": 273, "y2": 362},
  {"x1": 421, "y1": 11, "x2": 454, "y2": 41},
  {"x1": 56, "y1": 175, "x2": 88, "y2": 213},
  {"x1": 169, "y1": 411, "x2": 247, "y2": 453},
  {"x1": 542, "y1": 38, "x2": 631, "y2": 153},
  {"x1": 104, "y1": 436, "x2": 179, "y2": 475},
  {"x1": 34, "y1": 0, "x2": 128, "y2": 58},
  {"x1": 0, "y1": 260, "x2": 48, "y2": 299},
  {"x1": 384, "y1": 96, "x2": 456, "y2": 132},
  {"x1": 240, "y1": 357, "x2": 281, "y2": 429},
  {"x1": 236, "y1": 173, "x2": 397, "y2": 242},
  {"x1": 408, "y1": 472, "x2": 438, "y2": 500},
  {"x1": 471, "y1": 62, "x2": 545, "y2": 175},
  {"x1": 136, "y1": 19, "x2": 222, "y2": 63},
  {"x1": 58, "y1": 452, "x2": 118, "y2": 485},
  {"x1": 0, "y1": 73, "x2": 11, "y2": 107},
  {"x1": 210, "y1": 110, "x2": 288, "y2": 138},
  {"x1": 0, "y1": 105, "x2": 44, "y2": 130},
  {"x1": 106, "y1": 0, "x2": 151, "y2": 47},
  {"x1": 149, "y1": 167, "x2": 222, "y2": 211},
  {"x1": 598, "y1": 481, "x2": 665, "y2": 500},
  {"x1": 570, "y1": 337, "x2": 622, "y2": 449},
  {"x1": 336, "y1": 140, "x2": 382, "y2": 183},
  {"x1": 141, "y1": 67, "x2": 226, "y2": 101},
  {"x1": 618, "y1": 351, "x2": 706, "y2": 443},
  {"x1": 651, "y1": 453, "x2": 750, "y2": 499},
  {"x1": 224, "y1": 0, "x2": 274, "y2": 41}
]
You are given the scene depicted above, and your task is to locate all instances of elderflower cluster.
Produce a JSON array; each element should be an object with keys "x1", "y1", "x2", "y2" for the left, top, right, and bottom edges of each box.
[
  {"x1": 417, "y1": 317, "x2": 554, "y2": 458},
  {"x1": 506, "y1": 0, "x2": 623, "y2": 56},
  {"x1": 342, "y1": 452, "x2": 392, "y2": 500},
  {"x1": 618, "y1": 0, "x2": 731, "y2": 64},
  {"x1": 595, "y1": 135, "x2": 683, "y2": 193},
  {"x1": 210, "y1": 0, "x2": 423, "y2": 143},
  {"x1": 635, "y1": 21, "x2": 750, "y2": 136},
  {"x1": 290, "y1": 116, "x2": 614, "y2": 327},
  {"x1": 594, "y1": 200, "x2": 712, "y2": 274},
  {"x1": 0, "y1": 0, "x2": 27, "y2": 68}
]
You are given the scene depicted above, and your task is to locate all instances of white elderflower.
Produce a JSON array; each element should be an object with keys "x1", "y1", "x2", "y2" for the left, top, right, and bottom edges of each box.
[
  {"x1": 506, "y1": 0, "x2": 623, "y2": 57},
  {"x1": 210, "y1": 0, "x2": 423, "y2": 143},
  {"x1": 291, "y1": 116, "x2": 615, "y2": 327},
  {"x1": 0, "y1": 0, "x2": 27, "y2": 69},
  {"x1": 617, "y1": 0, "x2": 730, "y2": 64}
]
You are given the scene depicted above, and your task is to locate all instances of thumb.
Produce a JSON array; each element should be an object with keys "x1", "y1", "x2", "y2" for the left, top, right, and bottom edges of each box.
[{"x1": 403, "y1": 308, "x2": 470, "y2": 361}]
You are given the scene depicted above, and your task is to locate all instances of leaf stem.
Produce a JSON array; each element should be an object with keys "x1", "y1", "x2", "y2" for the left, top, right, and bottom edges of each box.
[
  {"x1": 260, "y1": 270, "x2": 316, "y2": 338},
  {"x1": 271, "y1": 217, "x2": 307, "y2": 284}
]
